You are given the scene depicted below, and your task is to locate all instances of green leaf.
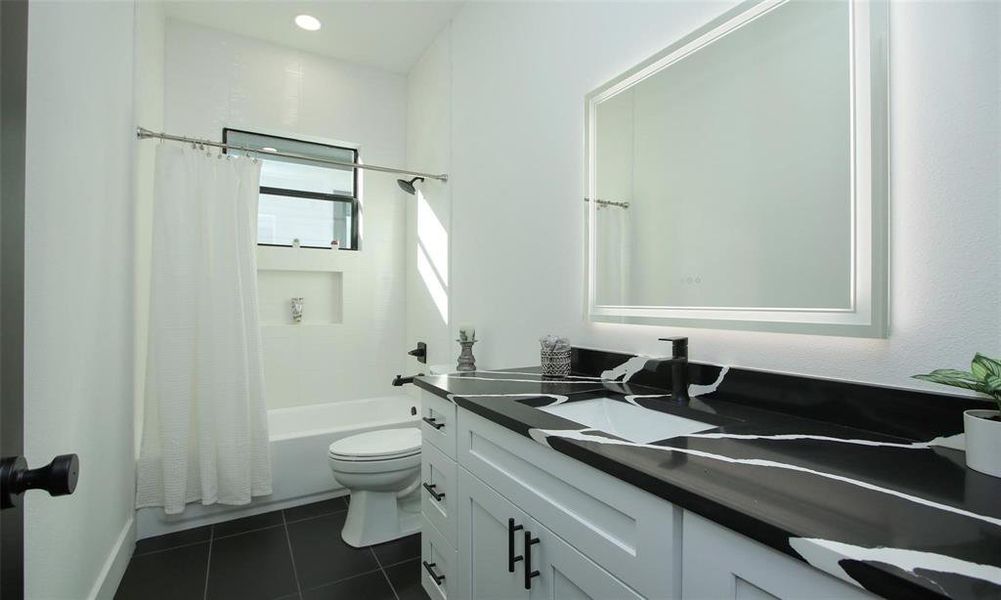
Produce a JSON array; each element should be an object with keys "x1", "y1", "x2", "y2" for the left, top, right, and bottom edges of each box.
[
  {"x1": 915, "y1": 368, "x2": 979, "y2": 381},
  {"x1": 971, "y1": 361, "x2": 989, "y2": 380},
  {"x1": 985, "y1": 375, "x2": 1001, "y2": 395},
  {"x1": 913, "y1": 369, "x2": 987, "y2": 393},
  {"x1": 973, "y1": 353, "x2": 1001, "y2": 379}
]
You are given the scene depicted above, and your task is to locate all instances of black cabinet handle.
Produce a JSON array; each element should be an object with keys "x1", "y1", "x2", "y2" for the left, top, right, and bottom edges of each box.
[
  {"x1": 508, "y1": 518, "x2": 524, "y2": 572},
  {"x1": 523, "y1": 531, "x2": 540, "y2": 589},
  {"x1": 422, "y1": 416, "x2": 445, "y2": 430},
  {"x1": 423, "y1": 560, "x2": 445, "y2": 585},
  {"x1": 422, "y1": 482, "x2": 445, "y2": 502}
]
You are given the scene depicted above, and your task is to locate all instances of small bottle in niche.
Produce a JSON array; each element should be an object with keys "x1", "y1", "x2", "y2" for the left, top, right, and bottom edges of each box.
[
  {"x1": 292, "y1": 238, "x2": 301, "y2": 249},
  {"x1": 330, "y1": 239, "x2": 340, "y2": 250}
]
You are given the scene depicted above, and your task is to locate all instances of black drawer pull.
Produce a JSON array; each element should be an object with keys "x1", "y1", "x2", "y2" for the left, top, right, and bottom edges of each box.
[
  {"x1": 423, "y1": 560, "x2": 445, "y2": 585},
  {"x1": 508, "y1": 518, "x2": 524, "y2": 572},
  {"x1": 524, "y1": 531, "x2": 540, "y2": 589},
  {"x1": 422, "y1": 416, "x2": 445, "y2": 430},
  {"x1": 422, "y1": 482, "x2": 445, "y2": 502}
]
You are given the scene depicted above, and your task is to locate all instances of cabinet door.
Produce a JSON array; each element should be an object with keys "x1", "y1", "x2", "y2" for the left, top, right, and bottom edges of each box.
[
  {"x1": 457, "y1": 468, "x2": 533, "y2": 600},
  {"x1": 528, "y1": 521, "x2": 644, "y2": 600},
  {"x1": 682, "y1": 512, "x2": 876, "y2": 600}
]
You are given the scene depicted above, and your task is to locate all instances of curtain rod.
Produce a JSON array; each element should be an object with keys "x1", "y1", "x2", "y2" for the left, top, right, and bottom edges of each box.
[{"x1": 136, "y1": 127, "x2": 448, "y2": 183}]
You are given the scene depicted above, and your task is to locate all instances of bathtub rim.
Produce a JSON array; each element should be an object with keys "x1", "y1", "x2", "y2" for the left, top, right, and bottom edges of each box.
[{"x1": 267, "y1": 394, "x2": 420, "y2": 442}]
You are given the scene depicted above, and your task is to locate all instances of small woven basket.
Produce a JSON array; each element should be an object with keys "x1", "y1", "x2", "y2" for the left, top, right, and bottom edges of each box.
[{"x1": 540, "y1": 347, "x2": 571, "y2": 378}]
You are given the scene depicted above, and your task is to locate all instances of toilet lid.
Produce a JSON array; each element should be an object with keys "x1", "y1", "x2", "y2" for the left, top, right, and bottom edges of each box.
[{"x1": 328, "y1": 428, "x2": 421, "y2": 460}]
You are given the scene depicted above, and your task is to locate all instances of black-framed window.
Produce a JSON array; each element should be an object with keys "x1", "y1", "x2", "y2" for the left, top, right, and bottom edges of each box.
[{"x1": 223, "y1": 128, "x2": 360, "y2": 250}]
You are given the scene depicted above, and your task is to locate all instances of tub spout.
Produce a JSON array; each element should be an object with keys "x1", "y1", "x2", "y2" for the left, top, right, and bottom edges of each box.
[{"x1": 392, "y1": 373, "x2": 423, "y2": 387}]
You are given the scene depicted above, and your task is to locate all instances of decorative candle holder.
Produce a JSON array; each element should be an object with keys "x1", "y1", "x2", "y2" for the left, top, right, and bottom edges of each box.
[{"x1": 456, "y1": 339, "x2": 477, "y2": 372}]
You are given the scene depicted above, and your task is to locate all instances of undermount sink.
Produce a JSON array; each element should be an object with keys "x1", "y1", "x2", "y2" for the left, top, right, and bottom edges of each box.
[{"x1": 538, "y1": 398, "x2": 715, "y2": 444}]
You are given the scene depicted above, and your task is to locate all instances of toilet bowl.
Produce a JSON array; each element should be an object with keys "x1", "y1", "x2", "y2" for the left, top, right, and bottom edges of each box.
[{"x1": 328, "y1": 427, "x2": 422, "y2": 547}]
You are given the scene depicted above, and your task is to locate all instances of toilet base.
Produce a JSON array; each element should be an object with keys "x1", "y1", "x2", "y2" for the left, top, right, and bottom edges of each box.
[{"x1": 340, "y1": 488, "x2": 421, "y2": 548}]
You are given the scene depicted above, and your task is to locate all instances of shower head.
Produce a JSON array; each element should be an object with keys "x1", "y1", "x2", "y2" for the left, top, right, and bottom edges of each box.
[{"x1": 397, "y1": 176, "x2": 424, "y2": 195}]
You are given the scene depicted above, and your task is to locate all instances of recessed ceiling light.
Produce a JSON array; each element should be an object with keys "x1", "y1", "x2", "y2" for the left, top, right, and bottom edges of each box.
[{"x1": 294, "y1": 14, "x2": 321, "y2": 31}]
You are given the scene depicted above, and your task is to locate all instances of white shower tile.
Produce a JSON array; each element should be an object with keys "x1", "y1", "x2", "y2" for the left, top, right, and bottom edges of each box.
[{"x1": 262, "y1": 334, "x2": 300, "y2": 408}]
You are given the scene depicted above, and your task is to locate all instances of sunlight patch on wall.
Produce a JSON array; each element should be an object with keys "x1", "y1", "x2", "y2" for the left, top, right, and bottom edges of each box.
[
  {"x1": 417, "y1": 191, "x2": 448, "y2": 286},
  {"x1": 418, "y1": 244, "x2": 448, "y2": 323},
  {"x1": 416, "y1": 190, "x2": 449, "y2": 323}
]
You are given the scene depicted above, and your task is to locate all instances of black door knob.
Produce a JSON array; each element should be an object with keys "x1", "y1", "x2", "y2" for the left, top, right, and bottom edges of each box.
[{"x1": 1, "y1": 454, "x2": 79, "y2": 510}]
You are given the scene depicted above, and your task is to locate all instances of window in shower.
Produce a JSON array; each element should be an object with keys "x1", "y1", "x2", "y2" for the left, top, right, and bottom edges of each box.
[{"x1": 223, "y1": 128, "x2": 360, "y2": 250}]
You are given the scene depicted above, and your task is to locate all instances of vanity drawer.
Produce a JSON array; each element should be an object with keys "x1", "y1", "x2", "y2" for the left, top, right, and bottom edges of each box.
[
  {"x1": 421, "y1": 440, "x2": 457, "y2": 546},
  {"x1": 421, "y1": 514, "x2": 456, "y2": 600},
  {"x1": 457, "y1": 407, "x2": 679, "y2": 599},
  {"x1": 421, "y1": 390, "x2": 456, "y2": 458}
]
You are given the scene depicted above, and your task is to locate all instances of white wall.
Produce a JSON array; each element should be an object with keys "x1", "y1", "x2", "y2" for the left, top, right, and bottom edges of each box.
[
  {"x1": 134, "y1": 0, "x2": 164, "y2": 453},
  {"x1": 426, "y1": 0, "x2": 1000, "y2": 391},
  {"x1": 24, "y1": 1, "x2": 138, "y2": 597},
  {"x1": 406, "y1": 26, "x2": 453, "y2": 378},
  {"x1": 162, "y1": 21, "x2": 409, "y2": 408}
]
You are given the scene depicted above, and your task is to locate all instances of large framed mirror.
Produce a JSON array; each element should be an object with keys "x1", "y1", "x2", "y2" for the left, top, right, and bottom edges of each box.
[{"x1": 585, "y1": 0, "x2": 888, "y2": 336}]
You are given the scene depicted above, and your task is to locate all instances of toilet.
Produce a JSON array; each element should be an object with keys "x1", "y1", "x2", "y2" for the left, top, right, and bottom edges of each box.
[{"x1": 328, "y1": 427, "x2": 422, "y2": 547}]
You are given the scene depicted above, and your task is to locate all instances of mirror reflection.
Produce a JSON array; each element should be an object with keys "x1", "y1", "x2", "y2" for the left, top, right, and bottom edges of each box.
[{"x1": 591, "y1": 0, "x2": 854, "y2": 311}]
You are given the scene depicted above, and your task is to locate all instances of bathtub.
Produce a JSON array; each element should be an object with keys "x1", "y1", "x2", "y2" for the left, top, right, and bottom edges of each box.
[{"x1": 136, "y1": 394, "x2": 421, "y2": 539}]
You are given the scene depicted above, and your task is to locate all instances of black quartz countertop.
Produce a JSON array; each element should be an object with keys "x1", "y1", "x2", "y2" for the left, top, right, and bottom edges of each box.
[{"x1": 414, "y1": 350, "x2": 1001, "y2": 600}]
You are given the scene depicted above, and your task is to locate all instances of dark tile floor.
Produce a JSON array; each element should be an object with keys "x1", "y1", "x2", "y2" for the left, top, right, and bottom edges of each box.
[{"x1": 116, "y1": 497, "x2": 429, "y2": 600}]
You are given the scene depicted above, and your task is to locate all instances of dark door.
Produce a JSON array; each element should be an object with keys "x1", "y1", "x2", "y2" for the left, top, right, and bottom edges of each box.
[
  {"x1": 1, "y1": 2, "x2": 30, "y2": 597},
  {"x1": 1, "y1": 1, "x2": 29, "y2": 596}
]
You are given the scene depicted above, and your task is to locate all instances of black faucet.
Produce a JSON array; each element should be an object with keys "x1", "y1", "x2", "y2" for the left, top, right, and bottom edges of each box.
[{"x1": 658, "y1": 337, "x2": 689, "y2": 402}]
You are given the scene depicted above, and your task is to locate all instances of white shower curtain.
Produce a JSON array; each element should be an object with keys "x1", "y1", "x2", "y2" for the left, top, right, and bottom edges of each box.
[{"x1": 136, "y1": 144, "x2": 272, "y2": 514}]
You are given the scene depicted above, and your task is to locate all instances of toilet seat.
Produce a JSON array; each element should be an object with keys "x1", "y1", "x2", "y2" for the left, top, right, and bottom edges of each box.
[{"x1": 328, "y1": 427, "x2": 421, "y2": 462}]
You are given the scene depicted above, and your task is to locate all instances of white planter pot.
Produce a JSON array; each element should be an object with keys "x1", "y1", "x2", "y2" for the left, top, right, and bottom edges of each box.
[{"x1": 964, "y1": 409, "x2": 1001, "y2": 478}]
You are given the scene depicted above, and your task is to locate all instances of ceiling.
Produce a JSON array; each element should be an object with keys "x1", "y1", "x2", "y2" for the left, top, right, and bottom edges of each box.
[{"x1": 163, "y1": 1, "x2": 464, "y2": 74}]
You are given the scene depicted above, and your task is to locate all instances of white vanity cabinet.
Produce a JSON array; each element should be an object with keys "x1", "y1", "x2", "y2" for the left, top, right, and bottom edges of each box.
[
  {"x1": 455, "y1": 406, "x2": 677, "y2": 599},
  {"x1": 456, "y1": 407, "x2": 680, "y2": 598},
  {"x1": 457, "y1": 468, "x2": 642, "y2": 600},
  {"x1": 420, "y1": 390, "x2": 669, "y2": 600},
  {"x1": 681, "y1": 512, "x2": 875, "y2": 600},
  {"x1": 419, "y1": 391, "x2": 876, "y2": 600}
]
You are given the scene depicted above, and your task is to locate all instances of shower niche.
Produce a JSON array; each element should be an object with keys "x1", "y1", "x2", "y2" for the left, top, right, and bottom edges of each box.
[
  {"x1": 257, "y1": 248, "x2": 348, "y2": 326},
  {"x1": 258, "y1": 270, "x2": 343, "y2": 325}
]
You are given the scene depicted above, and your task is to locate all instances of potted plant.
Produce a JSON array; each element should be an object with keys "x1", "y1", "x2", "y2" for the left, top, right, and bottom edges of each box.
[{"x1": 914, "y1": 353, "x2": 1001, "y2": 478}]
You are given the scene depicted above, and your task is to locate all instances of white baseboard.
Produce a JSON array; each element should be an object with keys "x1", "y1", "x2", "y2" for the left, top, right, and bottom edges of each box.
[{"x1": 89, "y1": 517, "x2": 135, "y2": 600}]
